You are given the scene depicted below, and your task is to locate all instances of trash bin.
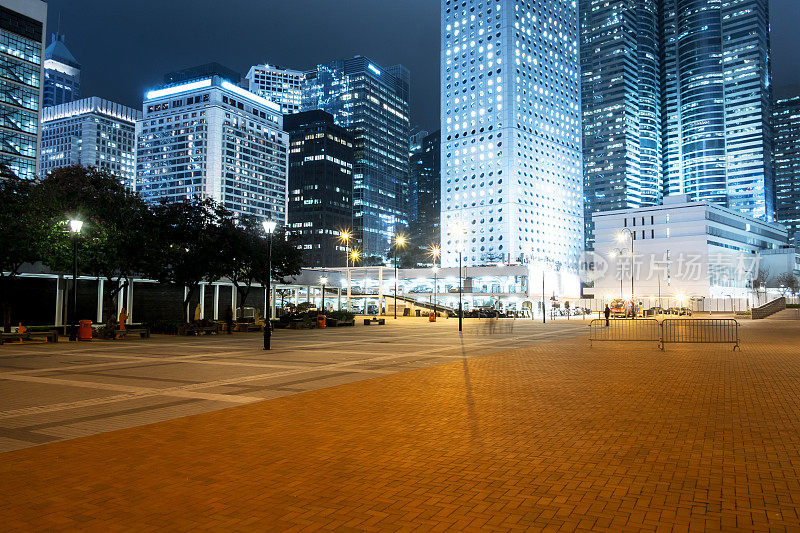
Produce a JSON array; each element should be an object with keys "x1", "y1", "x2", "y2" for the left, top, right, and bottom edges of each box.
[
  {"x1": 78, "y1": 320, "x2": 93, "y2": 341},
  {"x1": 429, "y1": 312, "x2": 436, "y2": 322},
  {"x1": 316, "y1": 314, "x2": 326, "y2": 329}
]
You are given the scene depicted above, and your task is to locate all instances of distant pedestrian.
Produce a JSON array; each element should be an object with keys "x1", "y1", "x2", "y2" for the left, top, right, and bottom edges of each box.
[
  {"x1": 224, "y1": 306, "x2": 234, "y2": 334},
  {"x1": 604, "y1": 305, "x2": 611, "y2": 327}
]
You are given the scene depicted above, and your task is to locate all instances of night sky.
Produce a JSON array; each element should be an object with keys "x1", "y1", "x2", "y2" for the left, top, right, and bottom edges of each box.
[{"x1": 45, "y1": 0, "x2": 800, "y2": 132}]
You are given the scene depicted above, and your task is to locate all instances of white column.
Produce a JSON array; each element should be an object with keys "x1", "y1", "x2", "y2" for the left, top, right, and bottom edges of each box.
[
  {"x1": 126, "y1": 281, "x2": 133, "y2": 324},
  {"x1": 213, "y1": 284, "x2": 220, "y2": 320},
  {"x1": 199, "y1": 284, "x2": 205, "y2": 319},
  {"x1": 184, "y1": 286, "x2": 189, "y2": 322},
  {"x1": 55, "y1": 275, "x2": 64, "y2": 326},
  {"x1": 378, "y1": 267, "x2": 384, "y2": 315},
  {"x1": 231, "y1": 284, "x2": 236, "y2": 315},
  {"x1": 337, "y1": 287, "x2": 342, "y2": 311},
  {"x1": 347, "y1": 268, "x2": 352, "y2": 312},
  {"x1": 96, "y1": 278, "x2": 104, "y2": 323},
  {"x1": 306, "y1": 286, "x2": 311, "y2": 303}
]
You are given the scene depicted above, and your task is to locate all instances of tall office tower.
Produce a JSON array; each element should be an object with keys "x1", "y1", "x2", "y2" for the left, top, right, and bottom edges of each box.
[
  {"x1": 43, "y1": 33, "x2": 80, "y2": 107},
  {"x1": 136, "y1": 75, "x2": 289, "y2": 221},
  {"x1": 440, "y1": 0, "x2": 584, "y2": 275},
  {"x1": 245, "y1": 64, "x2": 303, "y2": 114},
  {"x1": 40, "y1": 97, "x2": 141, "y2": 187},
  {"x1": 580, "y1": 0, "x2": 662, "y2": 250},
  {"x1": 661, "y1": 0, "x2": 773, "y2": 221},
  {"x1": 302, "y1": 56, "x2": 411, "y2": 259},
  {"x1": 284, "y1": 110, "x2": 354, "y2": 267},
  {"x1": 773, "y1": 86, "x2": 800, "y2": 248},
  {"x1": 409, "y1": 130, "x2": 441, "y2": 252},
  {"x1": 0, "y1": 0, "x2": 46, "y2": 180}
]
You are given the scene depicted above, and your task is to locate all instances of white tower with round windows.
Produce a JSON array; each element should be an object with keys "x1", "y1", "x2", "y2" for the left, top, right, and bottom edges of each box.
[{"x1": 440, "y1": 0, "x2": 583, "y2": 293}]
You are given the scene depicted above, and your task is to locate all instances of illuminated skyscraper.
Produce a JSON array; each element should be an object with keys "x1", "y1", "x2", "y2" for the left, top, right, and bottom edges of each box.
[
  {"x1": 302, "y1": 56, "x2": 410, "y2": 258},
  {"x1": 136, "y1": 75, "x2": 288, "y2": 221},
  {"x1": 580, "y1": 0, "x2": 662, "y2": 249},
  {"x1": 41, "y1": 97, "x2": 140, "y2": 187},
  {"x1": 440, "y1": 0, "x2": 584, "y2": 281},
  {"x1": 245, "y1": 64, "x2": 303, "y2": 114},
  {"x1": 661, "y1": 0, "x2": 773, "y2": 220},
  {"x1": 580, "y1": 0, "x2": 775, "y2": 250},
  {"x1": 774, "y1": 86, "x2": 800, "y2": 248},
  {"x1": 0, "y1": 0, "x2": 46, "y2": 180},
  {"x1": 43, "y1": 33, "x2": 80, "y2": 107}
]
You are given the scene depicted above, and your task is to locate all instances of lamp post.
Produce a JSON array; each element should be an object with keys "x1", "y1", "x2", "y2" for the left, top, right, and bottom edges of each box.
[
  {"x1": 393, "y1": 234, "x2": 406, "y2": 319},
  {"x1": 320, "y1": 275, "x2": 328, "y2": 313},
  {"x1": 449, "y1": 224, "x2": 467, "y2": 332},
  {"x1": 68, "y1": 219, "x2": 83, "y2": 341},
  {"x1": 429, "y1": 245, "x2": 441, "y2": 316},
  {"x1": 617, "y1": 228, "x2": 635, "y2": 317},
  {"x1": 262, "y1": 219, "x2": 277, "y2": 350}
]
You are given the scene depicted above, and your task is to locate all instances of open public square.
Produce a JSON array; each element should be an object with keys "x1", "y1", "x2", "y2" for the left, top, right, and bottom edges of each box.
[{"x1": 2, "y1": 313, "x2": 800, "y2": 530}]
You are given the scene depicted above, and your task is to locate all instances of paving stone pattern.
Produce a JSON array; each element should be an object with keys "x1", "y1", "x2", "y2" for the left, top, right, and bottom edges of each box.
[{"x1": 1, "y1": 314, "x2": 800, "y2": 530}]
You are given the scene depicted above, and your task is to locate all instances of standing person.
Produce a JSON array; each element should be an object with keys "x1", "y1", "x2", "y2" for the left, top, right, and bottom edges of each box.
[
  {"x1": 118, "y1": 308, "x2": 128, "y2": 331},
  {"x1": 224, "y1": 306, "x2": 234, "y2": 334},
  {"x1": 604, "y1": 305, "x2": 611, "y2": 327}
]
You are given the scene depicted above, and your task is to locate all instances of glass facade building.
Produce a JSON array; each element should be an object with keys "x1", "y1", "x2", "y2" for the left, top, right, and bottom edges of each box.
[
  {"x1": 662, "y1": 0, "x2": 773, "y2": 222},
  {"x1": 41, "y1": 97, "x2": 140, "y2": 187},
  {"x1": 773, "y1": 89, "x2": 800, "y2": 248},
  {"x1": 581, "y1": 0, "x2": 774, "y2": 249},
  {"x1": 409, "y1": 129, "x2": 441, "y2": 253},
  {"x1": 440, "y1": 0, "x2": 584, "y2": 284},
  {"x1": 245, "y1": 64, "x2": 303, "y2": 115},
  {"x1": 43, "y1": 32, "x2": 80, "y2": 108},
  {"x1": 136, "y1": 76, "x2": 289, "y2": 222},
  {"x1": 580, "y1": 0, "x2": 662, "y2": 249},
  {"x1": 0, "y1": 0, "x2": 46, "y2": 180},
  {"x1": 284, "y1": 110, "x2": 354, "y2": 267},
  {"x1": 302, "y1": 56, "x2": 411, "y2": 259}
]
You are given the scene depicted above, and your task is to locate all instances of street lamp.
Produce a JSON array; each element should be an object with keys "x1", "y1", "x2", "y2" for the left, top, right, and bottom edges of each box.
[
  {"x1": 429, "y1": 245, "x2": 441, "y2": 316},
  {"x1": 319, "y1": 275, "x2": 328, "y2": 312},
  {"x1": 393, "y1": 234, "x2": 406, "y2": 319},
  {"x1": 450, "y1": 223, "x2": 467, "y2": 332},
  {"x1": 262, "y1": 219, "x2": 277, "y2": 350},
  {"x1": 68, "y1": 219, "x2": 83, "y2": 341},
  {"x1": 609, "y1": 249, "x2": 627, "y2": 300},
  {"x1": 339, "y1": 230, "x2": 351, "y2": 268},
  {"x1": 617, "y1": 228, "x2": 635, "y2": 317}
]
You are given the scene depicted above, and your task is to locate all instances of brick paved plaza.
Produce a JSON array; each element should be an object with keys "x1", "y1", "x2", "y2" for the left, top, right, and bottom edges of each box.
[{"x1": 1, "y1": 313, "x2": 800, "y2": 530}]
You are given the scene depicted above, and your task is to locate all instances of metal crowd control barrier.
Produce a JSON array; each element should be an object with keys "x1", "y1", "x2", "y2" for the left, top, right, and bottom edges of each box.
[
  {"x1": 589, "y1": 319, "x2": 661, "y2": 347},
  {"x1": 589, "y1": 318, "x2": 740, "y2": 351},
  {"x1": 660, "y1": 319, "x2": 739, "y2": 351}
]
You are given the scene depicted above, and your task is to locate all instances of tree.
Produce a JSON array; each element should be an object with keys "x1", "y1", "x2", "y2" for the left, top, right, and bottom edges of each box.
[
  {"x1": 150, "y1": 197, "x2": 230, "y2": 323},
  {"x1": 751, "y1": 267, "x2": 770, "y2": 305},
  {"x1": 0, "y1": 170, "x2": 48, "y2": 331},
  {"x1": 220, "y1": 216, "x2": 269, "y2": 319},
  {"x1": 37, "y1": 166, "x2": 154, "y2": 321},
  {"x1": 776, "y1": 272, "x2": 799, "y2": 297}
]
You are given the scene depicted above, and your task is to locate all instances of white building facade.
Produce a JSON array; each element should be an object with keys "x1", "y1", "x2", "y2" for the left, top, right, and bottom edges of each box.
[
  {"x1": 440, "y1": 0, "x2": 584, "y2": 296},
  {"x1": 244, "y1": 64, "x2": 303, "y2": 115},
  {"x1": 136, "y1": 76, "x2": 289, "y2": 222},
  {"x1": 40, "y1": 97, "x2": 140, "y2": 186},
  {"x1": 591, "y1": 195, "x2": 794, "y2": 302}
]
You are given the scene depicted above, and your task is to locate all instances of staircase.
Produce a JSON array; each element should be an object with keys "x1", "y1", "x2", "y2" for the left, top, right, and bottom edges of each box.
[{"x1": 752, "y1": 297, "x2": 786, "y2": 319}]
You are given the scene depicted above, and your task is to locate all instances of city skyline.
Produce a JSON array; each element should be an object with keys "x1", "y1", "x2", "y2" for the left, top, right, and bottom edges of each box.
[{"x1": 37, "y1": 0, "x2": 800, "y2": 132}]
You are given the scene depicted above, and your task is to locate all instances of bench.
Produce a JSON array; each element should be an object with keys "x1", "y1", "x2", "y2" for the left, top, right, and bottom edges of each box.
[
  {"x1": 181, "y1": 323, "x2": 222, "y2": 336},
  {"x1": 363, "y1": 318, "x2": 386, "y2": 326},
  {"x1": 0, "y1": 330, "x2": 58, "y2": 345},
  {"x1": 114, "y1": 327, "x2": 150, "y2": 339}
]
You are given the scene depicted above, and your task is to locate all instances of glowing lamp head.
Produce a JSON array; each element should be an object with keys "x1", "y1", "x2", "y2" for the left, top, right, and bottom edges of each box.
[
  {"x1": 340, "y1": 231, "x2": 350, "y2": 242},
  {"x1": 395, "y1": 235, "x2": 406, "y2": 247},
  {"x1": 431, "y1": 245, "x2": 441, "y2": 258},
  {"x1": 616, "y1": 232, "x2": 626, "y2": 243},
  {"x1": 69, "y1": 219, "x2": 83, "y2": 234},
  {"x1": 432, "y1": 266, "x2": 440, "y2": 274},
  {"x1": 319, "y1": 276, "x2": 328, "y2": 286},
  {"x1": 262, "y1": 220, "x2": 277, "y2": 234},
  {"x1": 350, "y1": 249, "x2": 360, "y2": 261}
]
